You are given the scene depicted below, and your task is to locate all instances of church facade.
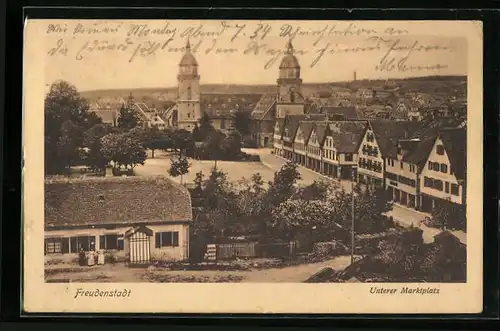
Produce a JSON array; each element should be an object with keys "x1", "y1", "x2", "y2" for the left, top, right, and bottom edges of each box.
[
  {"x1": 164, "y1": 39, "x2": 305, "y2": 143},
  {"x1": 250, "y1": 40, "x2": 305, "y2": 147},
  {"x1": 176, "y1": 40, "x2": 202, "y2": 131}
]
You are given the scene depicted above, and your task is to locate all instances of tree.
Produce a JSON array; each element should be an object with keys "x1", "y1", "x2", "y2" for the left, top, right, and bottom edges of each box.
[
  {"x1": 168, "y1": 155, "x2": 190, "y2": 184},
  {"x1": 199, "y1": 167, "x2": 239, "y2": 237},
  {"x1": 44, "y1": 80, "x2": 102, "y2": 174},
  {"x1": 142, "y1": 126, "x2": 170, "y2": 158},
  {"x1": 117, "y1": 103, "x2": 141, "y2": 131},
  {"x1": 204, "y1": 130, "x2": 227, "y2": 167},
  {"x1": 234, "y1": 109, "x2": 251, "y2": 136},
  {"x1": 82, "y1": 123, "x2": 110, "y2": 172},
  {"x1": 192, "y1": 123, "x2": 204, "y2": 142},
  {"x1": 295, "y1": 180, "x2": 330, "y2": 201},
  {"x1": 101, "y1": 131, "x2": 147, "y2": 171},
  {"x1": 265, "y1": 161, "x2": 301, "y2": 206},
  {"x1": 431, "y1": 199, "x2": 466, "y2": 231},
  {"x1": 221, "y1": 130, "x2": 242, "y2": 159},
  {"x1": 199, "y1": 112, "x2": 216, "y2": 139},
  {"x1": 354, "y1": 186, "x2": 393, "y2": 234},
  {"x1": 192, "y1": 171, "x2": 205, "y2": 197},
  {"x1": 270, "y1": 199, "x2": 338, "y2": 241},
  {"x1": 169, "y1": 128, "x2": 194, "y2": 157}
]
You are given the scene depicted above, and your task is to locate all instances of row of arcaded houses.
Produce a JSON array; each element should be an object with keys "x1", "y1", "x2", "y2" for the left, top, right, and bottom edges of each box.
[{"x1": 273, "y1": 115, "x2": 467, "y2": 213}]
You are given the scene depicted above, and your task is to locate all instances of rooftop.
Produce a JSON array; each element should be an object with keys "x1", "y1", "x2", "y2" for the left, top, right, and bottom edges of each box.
[{"x1": 45, "y1": 176, "x2": 193, "y2": 229}]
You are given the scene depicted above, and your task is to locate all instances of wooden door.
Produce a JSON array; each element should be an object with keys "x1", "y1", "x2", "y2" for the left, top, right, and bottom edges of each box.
[{"x1": 128, "y1": 231, "x2": 151, "y2": 265}]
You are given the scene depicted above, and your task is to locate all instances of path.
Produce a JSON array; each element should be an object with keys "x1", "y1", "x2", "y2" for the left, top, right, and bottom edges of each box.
[{"x1": 46, "y1": 256, "x2": 353, "y2": 283}]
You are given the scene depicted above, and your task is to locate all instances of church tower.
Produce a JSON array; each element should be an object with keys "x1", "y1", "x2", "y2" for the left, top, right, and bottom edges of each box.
[
  {"x1": 276, "y1": 40, "x2": 305, "y2": 118},
  {"x1": 177, "y1": 39, "x2": 201, "y2": 131}
]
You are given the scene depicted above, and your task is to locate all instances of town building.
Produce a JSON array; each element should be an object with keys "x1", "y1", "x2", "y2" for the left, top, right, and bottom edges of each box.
[
  {"x1": 276, "y1": 40, "x2": 305, "y2": 119},
  {"x1": 44, "y1": 176, "x2": 193, "y2": 263},
  {"x1": 322, "y1": 121, "x2": 367, "y2": 179},
  {"x1": 176, "y1": 40, "x2": 202, "y2": 131},
  {"x1": 281, "y1": 115, "x2": 307, "y2": 160},
  {"x1": 251, "y1": 94, "x2": 278, "y2": 147},
  {"x1": 293, "y1": 121, "x2": 315, "y2": 168},
  {"x1": 419, "y1": 128, "x2": 466, "y2": 211},
  {"x1": 356, "y1": 120, "x2": 421, "y2": 187},
  {"x1": 385, "y1": 137, "x2": 436, "y2": 210},
  {"x1": 250, "y1": 40, "x2": 305, "y2": 148},
  {"x1": 162, "y1": 40, "x2": 202, "y2": 131},
  {"x1": 88, "y1": 101, "x2": 119, "y2": 127},
  {"x1": 273, "y1": 118, "x2": 286, "y2": 156}
]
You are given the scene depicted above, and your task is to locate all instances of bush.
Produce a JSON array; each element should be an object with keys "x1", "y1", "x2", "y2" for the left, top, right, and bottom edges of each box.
[{"x1": 309, "y1": 241, "x2": 348, "y2": 261}]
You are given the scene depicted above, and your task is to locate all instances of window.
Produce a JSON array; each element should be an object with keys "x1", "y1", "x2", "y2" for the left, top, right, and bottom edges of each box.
[
  {"x1": 345, "y1": 153, "x2": 353, "y2": 162},
  {"x1": 70, "y1": 236, "x2": 95, "y2": 253},
  {"x1": 432, "y1": 162, "x2": 440, "y2": 171},
  {"x1": 434, "y1": 179, "x2": 443, "y2": 191},
  {"x1": 451, "y1": 184, "x2": 459, "y2": 196},
  {"x1": 428, "y1": 161, "x2": 432, "y2": 170},
  {"x1": 367, "y1": 132, "x2": 374, "y2": 142},
  {"x1": 155, "y1": 231, "x2": 179, "y2": 248},
  {"x1": 400, "y1": 162, "x2": 403, "y2": 169},
  {"x1": 391, "y1": 159, "x2": 395, "y2": 167},
  {"x1": 436, "y1": 144, "x2": 445, "y2": 155},
  {"x1": 440, "y1": 163, "x2": 448, "y2": 173},
  {"x1": 99, "y1": 234, "x2": 123, "y2": 250},
  {"x1": 445, "y1": 182, "x2": 450, "y2": 193},
  {"x1": 45, "y1": 238, "x2": 66, "y2": 254},
  {"x1": 424, "y1": 176, "x2": 432, "y2": 187}
]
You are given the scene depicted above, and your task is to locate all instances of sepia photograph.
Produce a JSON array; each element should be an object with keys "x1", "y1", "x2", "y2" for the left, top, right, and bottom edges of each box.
[{"x1": 23, "y1": 18, "x2": 482, "y2": 314}]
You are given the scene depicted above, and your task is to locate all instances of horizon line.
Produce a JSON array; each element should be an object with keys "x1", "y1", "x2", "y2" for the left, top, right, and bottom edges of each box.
[{"x1": 78, "y1": 74, "x2": 467, "y2": 94}]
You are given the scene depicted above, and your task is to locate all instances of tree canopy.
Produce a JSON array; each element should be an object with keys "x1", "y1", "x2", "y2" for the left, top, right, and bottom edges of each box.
[{"x1": 44, "y1": 80, "x2": 103, "y2": 174}]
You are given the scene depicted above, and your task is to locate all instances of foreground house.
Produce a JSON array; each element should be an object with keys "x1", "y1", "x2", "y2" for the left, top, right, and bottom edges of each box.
[{"x1": 44, "y1": 176, "x2": 193, "y2": 263}]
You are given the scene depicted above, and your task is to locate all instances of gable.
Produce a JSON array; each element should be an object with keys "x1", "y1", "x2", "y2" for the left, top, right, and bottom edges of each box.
[
  {"x1": 295, "y1": 126, "x2": 305, "y2": 143},
  {"x1": 308, "y1": 128, "x2": 320, "y2": 147}
]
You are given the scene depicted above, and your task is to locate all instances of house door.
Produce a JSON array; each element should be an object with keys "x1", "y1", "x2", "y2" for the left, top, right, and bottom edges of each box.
[
  {"x1": 125, "y1": 226, "x2": 153, "y2": 266},
  {"x1": 264, "y1": 137, "x2": 269, "y2": 146}
]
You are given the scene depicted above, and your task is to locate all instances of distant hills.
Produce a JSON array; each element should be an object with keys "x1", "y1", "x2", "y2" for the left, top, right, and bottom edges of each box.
[{"x1": 80, "y1": 75, "x2": 467, "y2": 103}]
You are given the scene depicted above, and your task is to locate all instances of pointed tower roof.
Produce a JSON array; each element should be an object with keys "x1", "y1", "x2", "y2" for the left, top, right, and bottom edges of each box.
[
  {"x1": 179, "y1": 38, "x2": 198, "y2": 66},
  {"x1": 279, "y1": 39, "x2": 300, "y2": 69}
]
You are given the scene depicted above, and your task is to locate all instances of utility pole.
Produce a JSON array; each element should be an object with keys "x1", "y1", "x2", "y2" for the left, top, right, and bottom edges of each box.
[{"x1": 351, "y1": 169, "x2": 355, "y2": 265}]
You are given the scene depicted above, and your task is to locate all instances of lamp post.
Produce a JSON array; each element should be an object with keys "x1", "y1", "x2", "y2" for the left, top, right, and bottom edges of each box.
[{"x1": 351, "y1": 168, "x2": 355, "y2": 265}]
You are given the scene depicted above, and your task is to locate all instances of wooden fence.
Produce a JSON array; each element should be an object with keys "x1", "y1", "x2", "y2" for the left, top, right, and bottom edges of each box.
[{"x1": 207, "y1": 241, "x2": 299, "y2": 260}]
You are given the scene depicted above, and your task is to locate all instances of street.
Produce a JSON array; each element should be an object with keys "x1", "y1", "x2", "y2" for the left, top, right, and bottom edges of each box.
[{"x1": 45, "y1": 256, "x2": 354, "y2": 283}]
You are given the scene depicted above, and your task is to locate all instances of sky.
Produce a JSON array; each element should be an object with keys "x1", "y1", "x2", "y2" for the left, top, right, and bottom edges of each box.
[{"x1": 37, "y1": 20, "x2": 469, "y2": 91}]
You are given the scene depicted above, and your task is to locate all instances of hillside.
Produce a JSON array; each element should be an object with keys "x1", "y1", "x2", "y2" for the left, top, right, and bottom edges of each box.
[{"x1": 80, "y1": 76, "x2": 467, "y2": 103}]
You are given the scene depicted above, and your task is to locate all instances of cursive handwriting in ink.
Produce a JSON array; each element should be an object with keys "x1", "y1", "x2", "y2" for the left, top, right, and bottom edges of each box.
[
  {"x1": 204, "y1": 38, "x2": 238, "y2": 55},
  {"x1": 249, "y1": 24, "x2": 272, "y2": 41},
  {"x1": 73, "y1": 23, "x2": 122, "y2": 36},
  {"x1": 373, "y1": 37, "x2": 451, "y2": 72},
  {"x1": 76, "y1": 38, "x2": 134, "y2": 60},
  {"x1": 47, "y1": 38, "x2": 68, "y2": 56},
  {"x1": 46, "y1": 24, "x2": 68, "y2": 34},
  {"x1": 127, "y1": 23, "x2": 177, "y2": 39}
]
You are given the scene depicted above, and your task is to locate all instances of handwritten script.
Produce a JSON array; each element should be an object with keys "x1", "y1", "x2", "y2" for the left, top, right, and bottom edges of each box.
[{"x1": 46, "y1": 21, "x2": 454, "y2": 72}]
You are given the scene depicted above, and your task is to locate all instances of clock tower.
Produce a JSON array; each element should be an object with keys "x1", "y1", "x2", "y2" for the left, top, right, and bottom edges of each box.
[
  {"x1": 177, "y1": 39, "x2": 201, "y2": 131},
  {"x1": 276, "y1": 40, "x2": 305, "y2": 118}
]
